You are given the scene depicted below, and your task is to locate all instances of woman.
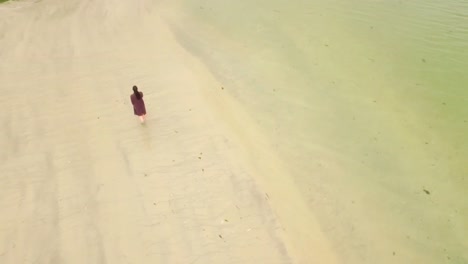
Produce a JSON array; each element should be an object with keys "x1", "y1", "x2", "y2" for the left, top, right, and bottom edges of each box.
[{"x1": 130, "y1": 85, "x2": 147, "y2": 123}]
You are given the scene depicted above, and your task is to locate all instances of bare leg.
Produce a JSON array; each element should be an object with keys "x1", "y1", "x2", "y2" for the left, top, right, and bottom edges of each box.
[{"x1": 139, "y1": 115, "x2": 145, "y2": 123}]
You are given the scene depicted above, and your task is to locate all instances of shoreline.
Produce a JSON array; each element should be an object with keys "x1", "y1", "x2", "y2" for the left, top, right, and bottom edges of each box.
[{"x1": 158, "y1": 5, "x2": 339, "y2": 262}]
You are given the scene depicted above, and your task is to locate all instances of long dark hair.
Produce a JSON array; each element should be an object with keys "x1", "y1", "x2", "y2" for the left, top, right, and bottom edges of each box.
[{"x1": 133, "y1": 85, "x2": 141, "y2": 100}]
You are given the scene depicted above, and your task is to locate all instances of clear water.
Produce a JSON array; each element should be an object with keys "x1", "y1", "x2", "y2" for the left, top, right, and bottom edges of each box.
[{"x1": 164, "y1": 0, "x2": 468, "y2": 263}]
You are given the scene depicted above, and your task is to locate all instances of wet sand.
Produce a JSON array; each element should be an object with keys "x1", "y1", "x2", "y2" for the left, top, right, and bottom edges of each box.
[{"x1": 0, "y1": 0, "x2": 336, "y2": 263}]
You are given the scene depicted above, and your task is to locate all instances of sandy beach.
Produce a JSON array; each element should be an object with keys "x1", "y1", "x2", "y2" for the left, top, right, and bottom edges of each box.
[
  {"x1": 2, "y1": 0, "x2": 467, "y2": 263},
  {"x1": 0, "y1": 0, "x2": 336, "y2": 263}
]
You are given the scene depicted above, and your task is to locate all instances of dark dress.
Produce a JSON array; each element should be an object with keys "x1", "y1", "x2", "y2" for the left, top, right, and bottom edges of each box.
[{"x1": 130, "y1": 92, "x2": 146, "y2": 116}]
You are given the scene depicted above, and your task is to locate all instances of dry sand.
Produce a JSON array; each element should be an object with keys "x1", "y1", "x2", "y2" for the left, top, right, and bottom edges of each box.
[{"x1": 0, "y1": 0, "x2": 337, "y2": 263}]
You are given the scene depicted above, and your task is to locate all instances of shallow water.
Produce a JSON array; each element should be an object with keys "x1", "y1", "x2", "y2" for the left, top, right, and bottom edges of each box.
[{"x1": 163, "y1": 0, "x2": 467, "y2": 263}]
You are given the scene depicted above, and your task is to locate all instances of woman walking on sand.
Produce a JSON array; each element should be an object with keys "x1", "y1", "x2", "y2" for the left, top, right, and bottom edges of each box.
[{"x1": 130, "y1": 85, "x2": 146, "y2": 123}]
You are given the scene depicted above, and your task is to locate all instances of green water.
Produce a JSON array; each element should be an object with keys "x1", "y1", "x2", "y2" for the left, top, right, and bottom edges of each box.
[{"x1": 164, "y1": 0, "x2": 467, "y2": 263}]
